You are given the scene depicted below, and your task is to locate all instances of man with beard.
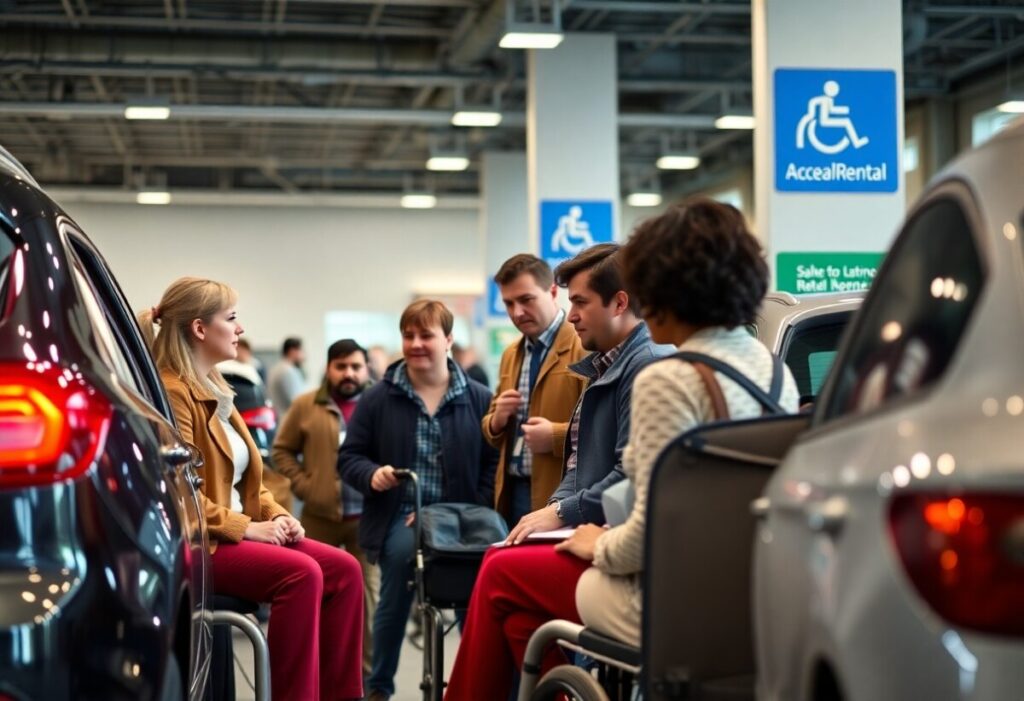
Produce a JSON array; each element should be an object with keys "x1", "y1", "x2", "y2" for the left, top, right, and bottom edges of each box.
[{"x1": 272, "y1": 338, "x2": 379, "y2": 675}]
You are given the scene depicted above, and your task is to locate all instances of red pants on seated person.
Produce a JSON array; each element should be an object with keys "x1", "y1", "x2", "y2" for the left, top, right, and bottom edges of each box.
[
  {"x1": 444, "y1": 544, "x2": 590, "y2": 701},
  {"x1": 211, "y1": 537, "x2": 364, "y2": 701}
]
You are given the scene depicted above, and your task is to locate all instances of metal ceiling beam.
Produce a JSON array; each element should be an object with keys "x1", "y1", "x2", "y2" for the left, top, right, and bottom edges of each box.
[
  {"x1": 0, "y1": 101, "x2": 719, "y2": 129},
  {"x1": 0, "y1": 14, "x2": 453, "y2": 39},
  {"x1": 946, "y1": 31, "x2": 1024, "y2": 82},
  {"x1": 922, "y1": 5, "x2": 1024, "y2": 19},
  {"x1": 566, "y1": 1, "x2": 749, "y2": 14},
  {"x1": 44, "y1": 187, "x2": 482, "y2": 209}
]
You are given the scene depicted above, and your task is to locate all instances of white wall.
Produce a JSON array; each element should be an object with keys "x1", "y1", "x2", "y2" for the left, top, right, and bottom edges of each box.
[{"x1": 65, "y1": 202, "x2": 482, "y2": 382}]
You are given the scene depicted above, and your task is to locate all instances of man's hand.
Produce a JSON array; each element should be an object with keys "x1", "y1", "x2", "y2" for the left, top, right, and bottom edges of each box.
[
  {"x1": 489, "y1": 390, "x2": 524, "y2": 434},
  {"x1": 554, "y1": 523, "x2": 604, "y2": 561},
  {"x1": 521, "y1": 417, "x2": 554, "y2": 454},
  {"x1": 371, "y1": 465, "x2": 401, "y2": 491},
  {"x1": 273, "y1": 514, "x2": 305, "y2": 543},
  {"x1": 506, "y1": 503, "x2": 564, "y2": 545}
]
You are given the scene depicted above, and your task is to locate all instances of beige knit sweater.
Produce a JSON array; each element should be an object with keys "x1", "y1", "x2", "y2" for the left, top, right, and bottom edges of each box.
[{"x1": 592, "y1": 326, "x2": 799, "y2": 589}]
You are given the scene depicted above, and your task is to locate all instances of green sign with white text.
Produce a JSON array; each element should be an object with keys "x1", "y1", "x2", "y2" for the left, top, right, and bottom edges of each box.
[{"x1": 777, "y1": 252, "x2": 884, "y2": 294}]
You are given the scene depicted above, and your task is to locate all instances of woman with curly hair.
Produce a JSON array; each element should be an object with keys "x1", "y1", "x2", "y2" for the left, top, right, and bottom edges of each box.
[
  {"x1": 555, "y1": 195, "x2": 799, "y2": 647},
  {"x1": 444, "y1": 197, "x2": 798, "y2": 700}
]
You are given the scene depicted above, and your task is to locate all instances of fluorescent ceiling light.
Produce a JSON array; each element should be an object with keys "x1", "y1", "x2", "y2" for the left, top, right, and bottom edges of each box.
[
  {"x1": 426, "y1": 156, "x2": 470, "y2": 172},
  {"x1": 499, "y1": 31, "x2": 564, "y2": 49},
  {"x1": 124, "y1": 105, "x2": 170, "y2": 120},
  {"x1": 996, "y1": 100, "x2": 1024, "y2": 113},
  {"x1": 715, "y1": 114, "x2": 756, "y2": 130},
  {"x1": 401, "y1": 193, "x2": 437, "y2": 209},
  {"x1": 451, "y1": 110, "x2": 503, "y2": 127},
  {"x1": 136, "y1": 191, "x2": 172, "y2": 205},
  {"x1": 656, "y1": 153, "x2": 700, "y2": 170},
  {"x1": 626, "y1": 192, "x2": 663, "y2": 207}
]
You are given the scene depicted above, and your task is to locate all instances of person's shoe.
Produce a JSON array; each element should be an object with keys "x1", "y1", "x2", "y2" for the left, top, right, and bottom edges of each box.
[{"x1": 366, "y1": 690, "x2": 390, "y2": 701}]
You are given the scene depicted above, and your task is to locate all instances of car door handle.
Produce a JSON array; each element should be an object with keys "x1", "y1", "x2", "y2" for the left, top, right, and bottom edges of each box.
[
  {"x1": 805, "y1": 497, "x2": 848, "y2": 534},
  {"x1": 161, "y1": 444, "x2": 192, "y2": 467},
  {"x1": 750, "y1": 496, "x2": 771, "y2": 520}
]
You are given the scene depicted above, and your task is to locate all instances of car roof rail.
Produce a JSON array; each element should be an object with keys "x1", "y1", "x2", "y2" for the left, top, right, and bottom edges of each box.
[{"x1": 0, "y1": 145, "x2": 40, "y2": 188}]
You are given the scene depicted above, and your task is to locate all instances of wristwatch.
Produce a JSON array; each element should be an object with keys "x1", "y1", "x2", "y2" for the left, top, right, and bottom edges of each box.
[{"x1": 554, "y1": 499, "x2": 565, "y2": 521}]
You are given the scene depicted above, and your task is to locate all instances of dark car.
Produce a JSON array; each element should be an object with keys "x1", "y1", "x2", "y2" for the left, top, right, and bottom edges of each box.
[{"x1": 0, "y1": 147, "x2": 210, "y2": 700}]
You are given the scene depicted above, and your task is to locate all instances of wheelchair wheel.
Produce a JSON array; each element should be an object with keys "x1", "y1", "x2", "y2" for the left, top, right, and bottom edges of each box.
[{"x1": 531, "y1": 665, "x2": 610, "y2": 701}]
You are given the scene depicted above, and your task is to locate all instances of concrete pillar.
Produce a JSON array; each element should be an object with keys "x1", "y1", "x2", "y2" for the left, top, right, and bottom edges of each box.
[
  {"x1": 480, "y1": 151, "x2": 528, "y2": 376},
  {"x1": 753, "y1": 0, "x2": 904, "y2": 295},
  {"x1": 527, "y1": 34, "x2": 620, "y2": 270}
]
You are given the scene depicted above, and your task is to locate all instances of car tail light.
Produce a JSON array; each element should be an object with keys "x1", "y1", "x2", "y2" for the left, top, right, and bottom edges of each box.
[
  {"x1": 0, "y1": 363, "x2": 112, "y2": 488},
  {"x1": 241, "y1": 406, "x2": 276, "y2": 431},
  {"x1": 888, "y1": 492, "x2": 1024, "y2": 636}
]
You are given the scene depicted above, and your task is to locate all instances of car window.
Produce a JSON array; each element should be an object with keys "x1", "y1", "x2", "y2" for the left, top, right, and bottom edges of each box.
[
  {"x1": 62, "y1": 226, "x2": 170, "y2": 416},
  {"x1": 782, "y1": 320, "x2": 847, "y2": 402},
  {"x1": 820, "y1": 196, "x2": 984, "y2": 421}
]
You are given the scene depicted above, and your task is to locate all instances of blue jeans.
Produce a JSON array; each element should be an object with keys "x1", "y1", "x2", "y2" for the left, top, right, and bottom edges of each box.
[{"x1": 368, "y1": 515, "x2": 416, "y2": 696}]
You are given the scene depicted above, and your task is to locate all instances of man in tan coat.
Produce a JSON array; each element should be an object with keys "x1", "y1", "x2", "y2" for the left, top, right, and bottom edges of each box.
[
  {"x1": 272, "y1": 338, "x2": 379, "y2": 674},
  {"x1": 484, "y1": 254, "x2": 588, "y2": 525}
]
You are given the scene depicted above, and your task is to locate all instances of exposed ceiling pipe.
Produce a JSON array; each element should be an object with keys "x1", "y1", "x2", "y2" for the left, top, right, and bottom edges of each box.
[{"x1": 0, "y1": 101, "x2": 719, "y2": 129}]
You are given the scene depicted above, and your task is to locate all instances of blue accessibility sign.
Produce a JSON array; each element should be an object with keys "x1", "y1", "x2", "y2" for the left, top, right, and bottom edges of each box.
[
  {"x1": 774, "y1": 68, "x2": 898, "y2": 193},
  {"x1": 539, "y1": 200, "x2": 614, "y2": 269},
  {"x1": 486, "y1": 278, "x2": 506, "y2": 320}
]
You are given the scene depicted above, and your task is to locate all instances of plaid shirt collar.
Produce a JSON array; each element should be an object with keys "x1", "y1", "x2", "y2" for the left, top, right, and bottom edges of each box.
[
  {"x1": 590, "y1": 337, "x2": 626, "y2": 379},
  {"x1": 527, "y1": 309, "x2": 564, "y2": 355},
  {"x1": 393, "y1": 359, "x2": 467, "y2": 408}
]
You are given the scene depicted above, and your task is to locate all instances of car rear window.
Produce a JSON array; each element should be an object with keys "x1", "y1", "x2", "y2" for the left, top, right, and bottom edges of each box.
[{"x1": 820, "y1": 195, "x2": 984, "y2": 421}]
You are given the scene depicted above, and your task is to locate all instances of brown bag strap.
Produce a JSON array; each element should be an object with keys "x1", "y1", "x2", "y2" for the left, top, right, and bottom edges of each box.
[{"x1": 691, "y1": 362, "x2": 730, "y2": 421}]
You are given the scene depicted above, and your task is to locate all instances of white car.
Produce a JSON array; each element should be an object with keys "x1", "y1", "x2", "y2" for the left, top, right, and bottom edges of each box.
[
  {"x1": 753, "y1": 119, "x2": 1024, "y2": 700},
  {"x1": 755, "y1": 292, "x2": 863, "y2": 405}
]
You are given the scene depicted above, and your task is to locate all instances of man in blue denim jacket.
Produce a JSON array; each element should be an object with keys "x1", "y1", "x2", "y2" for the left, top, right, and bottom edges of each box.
[{"x1": 505, "y1": 243, "x2": 672, "y2": 543}]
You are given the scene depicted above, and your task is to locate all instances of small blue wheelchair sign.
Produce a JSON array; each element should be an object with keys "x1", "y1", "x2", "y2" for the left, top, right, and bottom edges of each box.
[
  {"x1": 486, "y1": 278, "x2": 506, "y2": 320},
  {"x1": 540, "y1": 200, "x2": 614, "y2": 268},
  {"x1": 774, "y1": 68, "x2": 898, "y2": 193}
]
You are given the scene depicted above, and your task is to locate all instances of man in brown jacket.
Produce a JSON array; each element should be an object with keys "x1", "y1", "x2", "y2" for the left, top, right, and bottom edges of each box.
[
  {"x1": 484, "y1": 254, "x2": 588, "y2": 525},
  {"x1": 272, "y1": 338, "x2": 380, "y2": 674}
]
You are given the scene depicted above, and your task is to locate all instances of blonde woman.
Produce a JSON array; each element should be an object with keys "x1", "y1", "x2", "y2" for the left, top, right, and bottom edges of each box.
[{"x1": 139, "y1": 277, "x2": 363, "y2": 701}]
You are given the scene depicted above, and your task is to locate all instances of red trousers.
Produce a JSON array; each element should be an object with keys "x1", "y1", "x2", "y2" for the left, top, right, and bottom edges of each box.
[
  {"x1": 211, "y1": 537, "x2": 364, "y2": 701},
  {"x1": 444, "y1": 544, "x2": 590, "y2": 701}
]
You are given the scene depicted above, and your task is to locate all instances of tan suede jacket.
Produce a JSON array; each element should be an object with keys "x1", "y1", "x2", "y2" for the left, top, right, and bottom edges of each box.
[
  {"x1": 482, "y1": 319, "x2": 588, "y2": 518},
  {"x1": 162, "y1": 370, "x2": 289, "y2": 553},
  {"x1": 271, "y1": 384, "x2": 346, "y2": 522}
]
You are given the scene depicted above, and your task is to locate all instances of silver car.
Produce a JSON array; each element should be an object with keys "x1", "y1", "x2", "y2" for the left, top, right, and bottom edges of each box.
[{"x1": 754, "y1": 120, "x2": 1024, "y2": 700}]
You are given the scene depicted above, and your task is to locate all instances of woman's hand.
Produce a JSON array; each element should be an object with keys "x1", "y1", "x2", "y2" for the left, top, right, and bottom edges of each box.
[
  {"x1": 273, "y1": 514, "x2": 305, "y2": 543},
  {"x1": 554, "y1": 523, "x2": 605, "y2": 562},
  {"x1": 244, "y1": 519, "x2": 289, "y2": 545},
  {"x1": 371, "y1": 465, "x2": 401, "y2": 491}
]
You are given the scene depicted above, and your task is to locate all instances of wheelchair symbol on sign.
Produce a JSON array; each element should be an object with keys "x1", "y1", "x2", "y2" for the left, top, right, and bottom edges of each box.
[
  {"x1": 796, "y1": 80, "x2": 869, "y2": 155},
  {"x1": 551, "y1": 205, "x2": 594, "y2": 256}
]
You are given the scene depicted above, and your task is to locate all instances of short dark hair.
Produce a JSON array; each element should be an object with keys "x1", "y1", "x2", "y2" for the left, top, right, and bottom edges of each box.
[
  {"x1": 494, "y1": 254, "x2": 553, "y2": 289},
  {"x1": 282, "y1": 337, "x2": 302, "y2": 355},
  {"x1": 554, "y1": 243, "x2": 640, "y2": 315},
  {"x1": 621, "y1": 197, "x2": 768, "y2": 328},
  {"x1": 327, "y1": 338, "x2": 367, "y2": 363}
]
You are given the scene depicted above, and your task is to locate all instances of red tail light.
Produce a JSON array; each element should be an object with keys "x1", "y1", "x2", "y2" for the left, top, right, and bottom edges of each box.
[
  {"x1": 240, "y1": 406, "x2": 276, "y2": 431},
  {"x1": 0, "y1": 363, "x2": 112, "y2": 488},
  {"x1": 888, "y1": 492, "x2": 1024, "y2": 636}
]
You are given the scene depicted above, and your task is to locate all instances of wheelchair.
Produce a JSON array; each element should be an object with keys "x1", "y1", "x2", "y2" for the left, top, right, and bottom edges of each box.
[
  {"x1": 393, "y1": 469, "x2": 509, "y2": 701},
  {"x1": 517, "y1": 413, "x2": 809, "y2": 701}
]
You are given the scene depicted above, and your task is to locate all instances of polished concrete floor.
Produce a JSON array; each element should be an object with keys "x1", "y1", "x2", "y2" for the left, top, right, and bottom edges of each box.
[{"x1": 231, "y1": 616, "x2": 461, "y2": 701}]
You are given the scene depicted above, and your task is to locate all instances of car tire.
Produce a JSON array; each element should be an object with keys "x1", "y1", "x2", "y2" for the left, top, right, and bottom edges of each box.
[
  {"x1": 531, "y1": 665, "x2": 610, "y2": 701},
  {"x1": 159, "y1": 653, "x2": 185, "y2": 701}
]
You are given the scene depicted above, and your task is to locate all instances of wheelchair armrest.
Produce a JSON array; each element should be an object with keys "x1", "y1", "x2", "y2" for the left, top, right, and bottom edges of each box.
[{"x1": 578, "y1": 628, "x2": 642, "y2": 668}]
